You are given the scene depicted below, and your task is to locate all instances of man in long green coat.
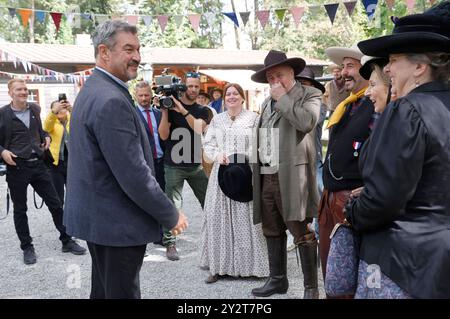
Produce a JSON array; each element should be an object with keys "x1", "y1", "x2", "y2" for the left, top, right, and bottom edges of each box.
[{"x1": 250, "y1": 50, "x2": 321, "y2": 299}]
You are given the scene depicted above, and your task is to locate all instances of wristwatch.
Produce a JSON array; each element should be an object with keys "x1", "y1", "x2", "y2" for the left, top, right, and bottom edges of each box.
[{"x1": 183, "y1": 111, "x2": 190, "y2": 117}]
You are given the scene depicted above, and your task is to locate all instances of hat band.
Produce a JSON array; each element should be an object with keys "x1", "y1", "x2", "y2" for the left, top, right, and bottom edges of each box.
[{"x1": 393, "y1": 24, "x2": 450, "y2": 37}]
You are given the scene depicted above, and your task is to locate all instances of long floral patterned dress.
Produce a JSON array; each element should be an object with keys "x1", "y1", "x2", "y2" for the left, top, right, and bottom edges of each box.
[{"x1": 200, "y1": 109, "x2": 269, "y2": 278}]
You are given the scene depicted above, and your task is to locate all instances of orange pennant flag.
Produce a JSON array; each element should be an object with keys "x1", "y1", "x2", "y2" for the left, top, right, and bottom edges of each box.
[{"x1": 17, "y1": 9, "x2": 33, "y2": 28}]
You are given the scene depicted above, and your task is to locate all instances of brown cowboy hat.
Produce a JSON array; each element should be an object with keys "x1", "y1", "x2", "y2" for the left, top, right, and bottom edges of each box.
[{"x1": 251, "y1": 50, "x2": 306, "y2": 83}]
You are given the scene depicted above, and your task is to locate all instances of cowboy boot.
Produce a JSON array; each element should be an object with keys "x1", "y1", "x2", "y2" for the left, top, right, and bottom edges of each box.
[
  {"x1": 298, "y1": 239, "x2": 319, "y2": 299},
  {"x1": 251, "y1": 236, "x2": 289, "y2": 297}
]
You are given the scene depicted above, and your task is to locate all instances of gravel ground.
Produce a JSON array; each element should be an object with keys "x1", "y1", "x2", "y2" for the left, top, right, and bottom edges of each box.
[{"x1": 0, "y1": 175, "x2": 325, "y2": 299}]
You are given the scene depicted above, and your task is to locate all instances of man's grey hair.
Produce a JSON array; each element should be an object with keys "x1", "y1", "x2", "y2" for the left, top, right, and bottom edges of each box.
[
  {"x1": 92, "y1": 20, "x2": 138, "y2": 58},
  {"x1": 135, "y1": 81, "x2": 151, "y2": 90}
]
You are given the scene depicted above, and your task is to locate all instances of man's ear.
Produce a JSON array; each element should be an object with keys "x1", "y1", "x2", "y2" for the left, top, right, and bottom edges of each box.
[
  {"x1": 413, "y1": 62, "x2": 429, "y2": 78},
  {"x1": 97, "y1": 44, "x2": 110, "y2": 63}
]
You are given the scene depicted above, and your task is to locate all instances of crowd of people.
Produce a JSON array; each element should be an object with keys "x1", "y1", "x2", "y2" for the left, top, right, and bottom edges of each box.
[{"x1": 0, "y1": 1, "x2": 449, "y2": 299}]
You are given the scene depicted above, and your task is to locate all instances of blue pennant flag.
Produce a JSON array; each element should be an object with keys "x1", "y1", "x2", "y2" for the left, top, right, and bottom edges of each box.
[
  {"x1": 222, "y1": 12, "x2": 239, "y2": 28},
  {"x1": 362, "y1": 0, "x2": 378, "y2": 22},
  {"x1": 35, "y1": 10, "x2": 46, "y2": 23},
  {"x1": 81, "y1": 13, "x2": 92, "y2": 21},
  {"x1": 324, "y1": 3, "x2": 339, "y2": 24}
]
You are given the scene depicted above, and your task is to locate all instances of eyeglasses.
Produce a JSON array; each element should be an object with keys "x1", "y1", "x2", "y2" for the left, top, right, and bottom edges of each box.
[{"x1": 186, "y1": 71, "x2": 200, "y2": 78}]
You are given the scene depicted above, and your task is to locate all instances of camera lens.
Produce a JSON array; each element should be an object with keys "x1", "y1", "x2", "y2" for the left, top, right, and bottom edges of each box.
[{"x1": 161, "y1": 98, "x2": 173, "y2": 109}]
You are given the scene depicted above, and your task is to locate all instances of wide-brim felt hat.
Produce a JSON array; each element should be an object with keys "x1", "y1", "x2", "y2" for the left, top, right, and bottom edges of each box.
[
  {"x1": 325, "y1": 44, "x2": 364, "y2": 65},
  {"x1": 295, "y1": 66, "x2": 325, "y2": 93},
  {"x1": 359, "y1": 56, "x2": 388, "y2": 80},
  {"x1": 251, "y1": 50, "x2": 306, "y2": 83},
  {"x1": 218, "y1": 154, "x2": 253, "y2": 203},
  {"x1": 358, "y1": 2, "x2": 450, "y2": 56}
]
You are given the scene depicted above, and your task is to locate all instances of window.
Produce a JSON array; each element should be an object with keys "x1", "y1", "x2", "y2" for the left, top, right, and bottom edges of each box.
[{"x1": 27, "y1": 89, "x2": 40, "y2": 104}]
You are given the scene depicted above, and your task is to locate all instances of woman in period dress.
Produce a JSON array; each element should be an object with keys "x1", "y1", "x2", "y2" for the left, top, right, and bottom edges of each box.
[{"x1": 200, "y1": 83, "x2": 269, "y2": 284}]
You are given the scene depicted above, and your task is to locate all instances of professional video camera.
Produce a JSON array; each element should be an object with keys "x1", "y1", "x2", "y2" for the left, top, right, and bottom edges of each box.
[
  {"x1": 154, "y1": 69, "x2": 187, "y2": 109},
  {"x1": 0, "y1": 161, "x2": 6, "y2": 176}
]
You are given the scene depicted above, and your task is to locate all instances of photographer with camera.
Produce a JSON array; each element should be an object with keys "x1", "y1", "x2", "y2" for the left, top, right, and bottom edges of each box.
[
  {"x1": 0, "y1": 79, "x2": 86, "y2": 265},
  {"x1": 158, "y1": 72, "x2": 209, "y2": 261},
  {"x1": 43, "y1": 97, "x2": 72, "y2": 207}
]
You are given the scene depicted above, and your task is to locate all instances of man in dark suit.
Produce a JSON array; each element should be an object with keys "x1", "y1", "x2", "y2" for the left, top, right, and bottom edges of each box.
[
  {"x1": 0, "y1": 78, "x2": 86, "y2": 265},
  {"x1": 134, "y1": 81, "x2": 165, "y2": 191},
  {"x1": 64, "y1": 20, "x2": 188, "y2": 299}
]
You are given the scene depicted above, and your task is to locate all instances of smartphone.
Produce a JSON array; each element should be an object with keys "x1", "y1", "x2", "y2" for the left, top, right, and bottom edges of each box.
[{"x1": 58, "y1": 93, "x2": 67, "y2": 102}]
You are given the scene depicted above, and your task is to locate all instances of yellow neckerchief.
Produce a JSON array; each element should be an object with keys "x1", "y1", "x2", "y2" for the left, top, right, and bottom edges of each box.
[{"x1": 326, "y1": 86, "x2": 367, "y2": 129}]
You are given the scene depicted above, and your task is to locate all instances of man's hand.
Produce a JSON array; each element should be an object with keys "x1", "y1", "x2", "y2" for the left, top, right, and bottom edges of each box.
[
  {"x1": 1, "y1": 149, "x2": 17, "y2": 166},
  {"x1": 170, "y1": 96, "x2": 188, "y2": 115},
  {"x1": 270, "y1": 82, "x2": 288, "y2": 101},
  {"x1": 350, "y1": 187, "x2": 364, "y2": 199},
  {"x1": 41, "y1": 136, "x2": 51, "y2": 150},
  {"x1": 170, "y1": 210, "x2": 188, "y2": 236}
]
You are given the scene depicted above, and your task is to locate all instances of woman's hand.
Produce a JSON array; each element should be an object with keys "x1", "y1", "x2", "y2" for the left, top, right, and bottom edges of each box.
[{"x1": 216, "y1": 153, "x2": 229, "y2": 165}]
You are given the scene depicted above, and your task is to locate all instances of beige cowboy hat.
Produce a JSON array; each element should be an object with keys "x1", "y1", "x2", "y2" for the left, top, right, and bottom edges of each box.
[{"x1": 325, "y1": 44, "x2": 364, "y2": 66}]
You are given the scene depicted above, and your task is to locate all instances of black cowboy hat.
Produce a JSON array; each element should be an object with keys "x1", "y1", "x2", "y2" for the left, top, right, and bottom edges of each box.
[
  {"x1": 295, "y1": 66, "x2": 325, "y2": 93},
  {"x1": 358, "y1": 1, "x2": 450, "y2": 57},
  {"x1": 359, "y1": 56, "x2": 389, "y2": 80},
  {"x1": 218, "y1": 154, "x2": 253, "y2": 203},
  {"x1": 251, "y1": 50, "x2": 306, "y2": 83}
]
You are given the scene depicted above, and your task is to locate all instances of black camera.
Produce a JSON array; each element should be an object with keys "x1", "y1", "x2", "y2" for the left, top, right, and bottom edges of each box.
[
  {"x1": 58, "y1": 93, "x2": 67, "y2": 102},
  {"x1": 154, "y1": 73, "x2": 187, "y2": 109}
]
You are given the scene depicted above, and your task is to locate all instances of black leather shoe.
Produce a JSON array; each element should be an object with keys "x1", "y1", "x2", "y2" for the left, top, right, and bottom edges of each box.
[
  {"x1": 62, "y1": 240, "x2": 87, "y2": 255},
  {"x1": 23, "y1": 247, "x2": 37, "y2": 265},
  {"x1": 166, "y1": 245, "x2": 179, "y2": 261}
]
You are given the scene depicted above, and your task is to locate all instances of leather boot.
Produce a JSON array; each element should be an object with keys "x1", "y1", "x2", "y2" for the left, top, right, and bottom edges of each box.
[
  {"x1": 252, "y1": 236, "x2": 289, "y2": 297},
  {"x1": 298, "y1": 239, "x2": 319, "y2": 299}
]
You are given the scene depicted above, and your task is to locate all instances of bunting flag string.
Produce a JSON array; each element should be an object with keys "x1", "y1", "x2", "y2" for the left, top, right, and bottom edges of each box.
[
  {"x1": 0, "y1": 48, "x2": 93, "y2": 85},
  {"x1": 0, "y1": 1, "x2": 433, "y2": 37}
]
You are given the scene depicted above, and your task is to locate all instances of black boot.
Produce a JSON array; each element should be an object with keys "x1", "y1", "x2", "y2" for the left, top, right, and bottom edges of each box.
[
  {"x1": 298, "y1": 239, "x2": 319, "y2": 299},
  {"x1": 252, "y1": 236, "x2": 289, "y2": 297}
]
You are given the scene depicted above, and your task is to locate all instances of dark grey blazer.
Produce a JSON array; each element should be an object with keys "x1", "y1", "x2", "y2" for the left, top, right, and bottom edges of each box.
[{"x1": 64, "y1": 69, "x2": 178, "y2": 247}]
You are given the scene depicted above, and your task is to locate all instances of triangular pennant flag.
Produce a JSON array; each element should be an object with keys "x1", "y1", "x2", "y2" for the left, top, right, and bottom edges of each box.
[
  {"x1": 385, "y1": 0, "x2": 395, "y2": 10},
  {"x1": 21, "y1": 60, "x2": 28, "y2": 73},
  {"x1": 344, "y1": 1, "x2": 357, "y2": 16},
  {"x1": 50, "y1": 12, "x2": 63, "y2": 32},
  {"x1": 125, "y1": 15, "x2": 139, "y2": 26},
  {"x1": 17, "y1": 9, "x2": 33, "y2": 28},
  {"x1": 308, "y1": 6, "x2": 322, "y2": 17},
  {"x1": 81, "y1": 13, "x2": 92, "y2": 21},
  {"x1": 324, "y1": 3, "x2": 339, "y2": 24},
  {"x1": 188, "y1": 14, "x2": 201, "y2": 33},
  {"x1": 173, "y1": 15, "x2": 184, "y2": 28},
  {"x1": 362, "y1": 0, "x2": 378, "y2": 22},
  {"x1": 8, "y1": 8, "x2": 16, "y2": 18},
  {"x1": 239, "y1": 11, "x2": 251, "y2": 27},
  {"x1": 222, "y1": 12, "x2": 239, "y2": 28},
  {"x1": 203, "y1": 13, "x2": 216, "y2": 27},
  {"x1": 255, "y1": 10, "x2": 270, "y2": 28},
  {"x1": 405, "y1": 0, "x2": 416, "y2": 12},
  {"x1": 27, "y1": 62, "x2": 32, "y2": 72},
  {"x1": 35, "y1": 10, "x2": 46, "y2": 23},
  {"x1": 157, "y1": 15, "x2": 169, "y2": 33},
  {"x1": 142, "y1": 15, "x2": 153, "y2": 27},
  {"x1": 274, "y1": 9, "x2": 287, "y2": 22},
  {"x1": 290, "y1": 7, "x2": 305, "y2": 27}
]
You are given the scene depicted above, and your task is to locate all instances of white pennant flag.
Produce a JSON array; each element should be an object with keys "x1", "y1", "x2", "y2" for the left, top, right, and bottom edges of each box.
[
  {"x1": 203, "y1": 12, "x2": 216, "y2": 27},
  {"x1": 22, "y1": 60, "x2": 28, "y2": 72},
  {"x1": 173, "y1": 15, "x2": 184, "y2": 28},
  {"x1": 142, "y1": 15, "x2": 152, "y2": 27}
]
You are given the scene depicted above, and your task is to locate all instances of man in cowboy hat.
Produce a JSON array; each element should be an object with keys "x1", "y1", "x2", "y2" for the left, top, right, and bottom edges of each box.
[
  {"x1": 323, "y1": 64, "x2": 349, "y2": 113},
  {"x1": 319, "y1": 45, "x2": 376, "y2": 297},
  {"x1": 250, "y1": 50, "x2": 322, "y2": 299}
]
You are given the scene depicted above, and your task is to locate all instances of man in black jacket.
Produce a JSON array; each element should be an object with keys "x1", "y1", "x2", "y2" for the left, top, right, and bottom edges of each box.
[{"x1": 0, "y1": 79, "x2": 86, "y2": 265}]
